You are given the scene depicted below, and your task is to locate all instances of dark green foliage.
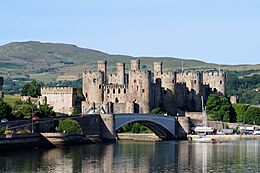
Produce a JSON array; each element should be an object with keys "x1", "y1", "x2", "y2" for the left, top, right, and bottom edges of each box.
[
  {"x1": 57, "y1": 118, "x2": 82, "y2": 133},
  {"x1": 0, "y1": 99, "x2": 12, "y2": 119},
  {"x1": 232, "y1": 104, "x2": 250, "y2": 122},
  {"x1": 244, "y1": 107, "x2": 260, "y2": 125},
  {"x1": 150, "y1": 107, "x2": 165, "y2": 115},
  {"x1": 13, "y1": 101, "x2": 55, "y2": 119},
  {"x1": 227, "y1": 73, "x2": 260, "y2": 104},
  {"x1": 206, "y1": 94, "x2": 236, "y2": 122},
  {"x1": 21, "y1": 80, "x2": 44, "y2": 97},
  {"x1": 117, "y1": 122, "x2": 152, "y2": 133}
]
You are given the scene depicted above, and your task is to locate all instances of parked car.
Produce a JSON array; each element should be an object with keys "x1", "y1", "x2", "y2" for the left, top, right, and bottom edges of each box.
[{"x1": 253, "y1": 129, "x2": 260, "y2": 135}]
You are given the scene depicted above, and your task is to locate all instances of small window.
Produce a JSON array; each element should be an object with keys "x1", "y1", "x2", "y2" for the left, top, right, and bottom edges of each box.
[
  {"x1": 115, "y1": 98, "x2": 119, "y2": 103},
  {"x1": 137, "y1": 86, "x2": 139, "y2": 90},
  {"x1": 194, "y1": 80, "x2": 197, "y2": 84},
  {"x1": 93, "y1": 79, "x2": 96, "y2": 83},
  {"x1": 124, "y1": 89, "x2": 126, "y2": 93},
  {"x1": 142, "y1": 89, "x2": 145, "y2": 93},
  {"x1": 134, "y1": 79, "x2": 136, "y2": 83},
  {"x1": 99, "y1": 85, "x2": 101, "y2": 89},
  {"x1": 220, "y1": 81, "x2": 222, "y2": 84},
  {"x1": 113, "y1": 89, "x2": 115, "y2": 94},
  {"x1": 118, "y1": 89, "x2": 121, "y2": 94},
  {"x1": 107, "y1": 89, "x2": 110, "y2": 94}
]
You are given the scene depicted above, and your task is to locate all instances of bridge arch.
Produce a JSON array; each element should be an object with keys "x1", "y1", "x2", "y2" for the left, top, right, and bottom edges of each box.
[{"x1": 114, "y1": 114, "x2": 176, "y2": 140}]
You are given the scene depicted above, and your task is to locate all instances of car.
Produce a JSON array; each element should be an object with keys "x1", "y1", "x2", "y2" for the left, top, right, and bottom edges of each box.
[
  {"x1": 253, "y1": 129, "x2": 260, "y2": 135},
  {"x1": 1, "y1": 118, "x2": 8, "y2": 123}
]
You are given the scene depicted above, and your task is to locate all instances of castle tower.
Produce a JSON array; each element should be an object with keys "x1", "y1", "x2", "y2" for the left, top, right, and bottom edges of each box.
[
  {"x1": 97, "y1": 60, "x2": 107, "y2": 83},
  {"x1": 161, "y1": 71, "x2": 177, "y2": 115},
  {"x1": 203, "y1": 71, "x2": 226, "y2": 96},
  {"x1": 154, "y1": 62, "x2": 162, "y2": 82},
  {"x1": 0, "y1": 77, "x2": 3, "y2": 98},
  {"x1": 176, "y1": 71, "x2": 203, "y2": 111},
  {"x1": 131, "y1": 59, "x2": 140, "y2": 71},
  {"x1": 117, "y1": 62, "x2": 125, "y2": 85},
  {"x1": 128, "y1": 69, "x2": 152, "y2": 113},
  {"x1": 82, "y1": 70, "x2": 104, "y2": 111},
  {"x1": 140, "y1": 71, "x2": 151, "y2": 113}
]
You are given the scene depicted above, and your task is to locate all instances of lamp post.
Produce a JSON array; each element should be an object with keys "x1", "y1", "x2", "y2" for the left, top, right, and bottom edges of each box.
[{"x1": 31, "y1": 102, "x2": 35, "y2": 133}]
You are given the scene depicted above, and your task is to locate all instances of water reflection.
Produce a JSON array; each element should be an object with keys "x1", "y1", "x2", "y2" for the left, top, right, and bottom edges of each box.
[{"x1": 0, "y1": 140, "x2": 259, "y2": 172}]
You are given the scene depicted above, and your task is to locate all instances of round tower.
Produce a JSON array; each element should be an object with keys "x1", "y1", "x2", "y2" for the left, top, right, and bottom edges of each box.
[
  {"x1": 161, "y1": 71, "x2": 177, "y2": 115},
  {"x1": 117, "y1": 62, "x2": 125, "y2": 85},
  {"x1": 154, "y1": 62, "x2": 162, "y2": 82},
  {"x1": 83, "y1": 71, "x2": 104, "y2": 107},
  {"x1": 131, "y1": 59, "x2": 140, "y2": 71},
  {"x1": 140, "y1": 70, "x2": 151, "y2": 113}
]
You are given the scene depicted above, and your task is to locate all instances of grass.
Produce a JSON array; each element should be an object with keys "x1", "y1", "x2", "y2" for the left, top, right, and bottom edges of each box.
[
  {"x1": 3, "y1": 95, "x2": 38, "y2": 107},
  {"x1": 3, "y1": 95, "x2": 21, "y2": 107}
]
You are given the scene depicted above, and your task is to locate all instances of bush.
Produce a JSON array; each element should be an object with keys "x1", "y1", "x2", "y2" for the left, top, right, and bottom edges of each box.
[{"x1": 57, "y1": 118, "x2": 82, "y2": 133}]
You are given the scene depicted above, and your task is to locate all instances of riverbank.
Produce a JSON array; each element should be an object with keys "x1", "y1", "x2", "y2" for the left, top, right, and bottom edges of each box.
[
  {"x1": 117, "y1": 133, "x2": 160, "y2": 141},
  {"x1": 188, "y1": 134, "x2": 260, "y2": 141}
]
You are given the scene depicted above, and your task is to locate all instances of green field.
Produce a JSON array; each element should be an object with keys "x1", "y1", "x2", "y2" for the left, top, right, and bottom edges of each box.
[{"x1": 3, "y1": 95, "x2": 37, "y2": 107}]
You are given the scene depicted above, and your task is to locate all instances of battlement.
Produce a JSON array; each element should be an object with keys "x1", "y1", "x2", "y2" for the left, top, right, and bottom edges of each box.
[
  {"x1": 203, "y1": 71, "x2": 225, "y2": 77},
  {"x1": 178, "y1": 71, "x2": 201, "y2": 77},
  {"x1": 162, "y1": 71, "x2": 176, "y2": 77},
  {"x1": 41, "y1": 87, "x2": 75, "y2": 94},
  {"x1": 83, "y1": 70, "x2": 103, "y2": 76}
]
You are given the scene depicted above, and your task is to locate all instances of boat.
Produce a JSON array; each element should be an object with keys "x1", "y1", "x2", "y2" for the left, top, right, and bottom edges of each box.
[{"x1": 191, "y1": 96, "x2": 216, "y2": 143}]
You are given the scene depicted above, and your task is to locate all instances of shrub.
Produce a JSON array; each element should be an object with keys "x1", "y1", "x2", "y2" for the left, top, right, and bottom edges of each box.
[{"x1": 57, "y1": 118, "x2": 82, "y2": 133}]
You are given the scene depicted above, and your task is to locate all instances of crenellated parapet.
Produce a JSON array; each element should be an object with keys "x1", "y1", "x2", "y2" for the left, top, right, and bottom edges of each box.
[
  {"x1": 203, "y1": 70, "x2": 226, "y2": 96},
  {"x1": 41, "y1": 87, "x2": 75, "y2": 94}
]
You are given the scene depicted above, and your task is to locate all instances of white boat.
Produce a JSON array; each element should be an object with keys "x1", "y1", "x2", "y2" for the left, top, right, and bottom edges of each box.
[{"x1": 192, "y1": 96, "x2": 216, "y2": 143}]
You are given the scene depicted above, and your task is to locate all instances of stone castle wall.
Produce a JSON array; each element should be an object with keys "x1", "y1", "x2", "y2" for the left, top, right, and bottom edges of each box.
[
  {"x1": 41, "y1": 87, "x2": 76, "y2": 115},
  {"x1": 82, "y1": 59, "x2": 226, "y2": 115}
]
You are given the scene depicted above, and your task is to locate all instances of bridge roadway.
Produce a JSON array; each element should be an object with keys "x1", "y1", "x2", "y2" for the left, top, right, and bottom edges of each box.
[{"x1": 112, "y1": 114, "x2": 176, "y2": 140}]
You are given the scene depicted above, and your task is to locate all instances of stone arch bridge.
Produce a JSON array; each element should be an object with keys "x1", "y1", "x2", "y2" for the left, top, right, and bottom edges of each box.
[{"x1": 100, "y1": 114, "x2": 176, "y2": 140}]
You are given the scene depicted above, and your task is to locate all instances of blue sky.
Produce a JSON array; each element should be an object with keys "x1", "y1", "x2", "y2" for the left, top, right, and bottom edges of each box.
[{"x1": 0, "y1": 0, "x2": 260, "y2": 65}]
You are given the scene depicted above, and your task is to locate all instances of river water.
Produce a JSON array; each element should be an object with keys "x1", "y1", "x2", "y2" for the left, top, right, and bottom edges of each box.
[{"x1": 0, "y1": 140, "x2": 259, "y2": 173}]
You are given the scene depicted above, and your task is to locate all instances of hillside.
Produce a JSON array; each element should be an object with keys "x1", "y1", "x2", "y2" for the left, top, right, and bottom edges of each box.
[{"x1": 0, "y1": 41, "x2": 259, "y2": 82}]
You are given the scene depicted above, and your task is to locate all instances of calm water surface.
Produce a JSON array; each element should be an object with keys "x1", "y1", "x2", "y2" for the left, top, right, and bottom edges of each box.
[{"x1": 0, "y1": 140, "x2": 259, "y2": 173}]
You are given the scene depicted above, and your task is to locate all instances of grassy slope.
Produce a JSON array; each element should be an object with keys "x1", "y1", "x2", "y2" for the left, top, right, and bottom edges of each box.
[
  {"x1": 0, "y1": 41, "x2": 259, "y2": 82},
  {"x1": 3, "y1": 95, "x2": 37, "y2": 107}
]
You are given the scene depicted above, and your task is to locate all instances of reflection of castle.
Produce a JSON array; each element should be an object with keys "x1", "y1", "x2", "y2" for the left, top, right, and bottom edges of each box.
[{"x1": 82, "y1": 59, "x2": 226, "y2": 115}]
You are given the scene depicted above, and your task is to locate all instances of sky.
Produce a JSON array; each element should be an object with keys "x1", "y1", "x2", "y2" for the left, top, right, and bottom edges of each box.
[{"x1": 0, "y1": 0, "x2": 260, "y2": 65}]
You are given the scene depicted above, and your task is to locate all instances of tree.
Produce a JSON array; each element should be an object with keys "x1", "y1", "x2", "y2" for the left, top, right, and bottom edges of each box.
[
  {"x1": 0, "y1": 99, "x2": 12, "y2": 119},
  {"x1": 232, "y1": 104, "x2": 250, "y2": 123},
  {"x1": 37, "y1": 104, "x2": 56, "y2": 118},
  {"x1": 57, "y1": 118, "x2": 82, "y2": 133},
  {"x1": 244, "y1": 107, "x2": 260, "y2": 125},
  {"x1": 150, "y1": 107, "x2": 165, "y2": 115},
  {"x1": 206, "y1": 94, "x2": 235, "y2": 122},
  {"x1": 21, "y1": 80, "x2": 43, "y2": 97}
]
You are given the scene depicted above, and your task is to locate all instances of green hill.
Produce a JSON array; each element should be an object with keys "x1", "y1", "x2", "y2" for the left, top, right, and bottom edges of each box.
[{"x1": 0, "y1": 41, "x2": 259, "y2": 82}]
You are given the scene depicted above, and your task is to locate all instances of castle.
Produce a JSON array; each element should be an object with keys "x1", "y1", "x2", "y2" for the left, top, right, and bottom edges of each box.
[{"x1": 82, "y1": 59, "x2": 226, "y2": 115}]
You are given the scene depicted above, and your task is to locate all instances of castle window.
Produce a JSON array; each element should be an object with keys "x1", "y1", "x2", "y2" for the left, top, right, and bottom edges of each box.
[
  {"x1": 115, "y1": 97, "x2": 119, "y2": 103},
  {"x1": 124, "y1": 89, "x2": 126, "y2": 93},
  {"x1": 93, "y1": 79, "x2": 96, "y2": 83},
  {"x1": 137, "y1": 86, "x2": 139, "y2": 90},
  {"x1": 194, "y1": 80, "x2": 197, "y2": 84},
  {"x1": 220, "y1": 81, "x2": 223, "y2": 84},
  {"x1": 142, "y1": 89, "x2": 145, "y2": 93},
  {"x1": 99, "y1": 85, "x2": 101, "y2": 89},
  {"x1": 118, "y1": 89, "x2": 121, "y2": 94},
  {"x1": 113, "y1": 89, "x2": 115, "y2": 94},
  {"x1": 107, "y1": 89, "x2": 110, "y2": 94},
  {"x1": 134, "y1": 79, "x2": 136, "y2": 83}
]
